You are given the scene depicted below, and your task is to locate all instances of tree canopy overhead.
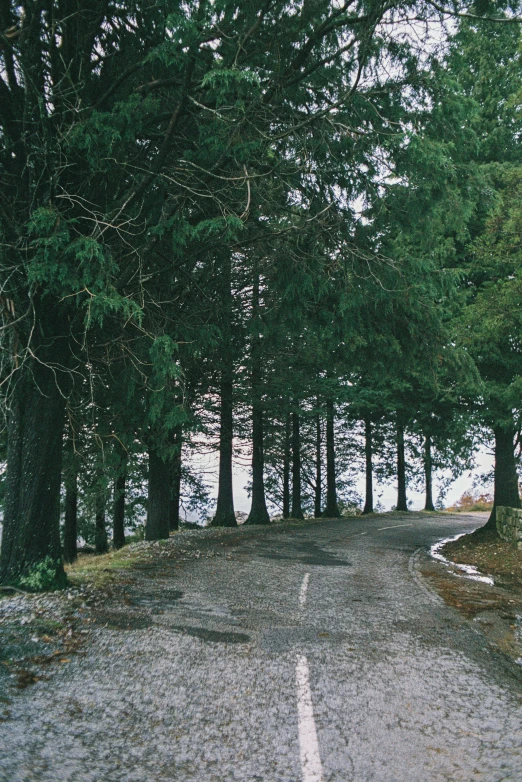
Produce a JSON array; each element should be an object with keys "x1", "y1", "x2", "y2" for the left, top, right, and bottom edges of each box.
[{"x1": 1, "y1": 0, "x2": 522, "y2": 588}]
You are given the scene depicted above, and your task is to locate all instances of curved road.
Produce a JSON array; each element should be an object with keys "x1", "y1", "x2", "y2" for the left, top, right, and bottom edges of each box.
[{"x1": 1, "y1": 513, "x2": 522, "y2": 781}]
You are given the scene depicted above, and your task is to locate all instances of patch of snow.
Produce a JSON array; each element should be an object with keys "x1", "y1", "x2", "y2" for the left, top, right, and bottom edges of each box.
[{"x1": 430, "y1": 534, "x2": 494, "y2": 586}]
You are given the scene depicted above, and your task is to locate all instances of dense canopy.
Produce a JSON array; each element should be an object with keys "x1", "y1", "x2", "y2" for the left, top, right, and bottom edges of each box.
[{"x1": 1, "y1": 0, "x2": 522, "y2": 589}]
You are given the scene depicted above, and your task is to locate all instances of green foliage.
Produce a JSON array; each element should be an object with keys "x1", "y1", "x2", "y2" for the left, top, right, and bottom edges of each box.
[
  {"x1": 4, "y1": 0, "x2": 522, "y2": 576},
  {"x1": 18, "y1": 557, "x2": 67, "y2": 592}
]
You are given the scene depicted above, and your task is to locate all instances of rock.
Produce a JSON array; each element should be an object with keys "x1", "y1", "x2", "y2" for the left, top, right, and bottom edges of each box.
[{"x1": 497, "y1": 506, "x2": 522, "y2": 545}]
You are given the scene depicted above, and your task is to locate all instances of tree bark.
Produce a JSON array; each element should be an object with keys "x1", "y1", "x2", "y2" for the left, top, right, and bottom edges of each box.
[
  {"x1": 146, "y1": 447, "x2": 171, "y2": 540},
  {"x1": 112, "y1": 440, "x2": 127, "y2": 550},
  {"x1": 63, "y1": 437, "x2": 78, "y2": 564},
  {"x1": 212, "y1": 255, "x2": 237, "y2": 527},
  {"x1": 246, "y1": 268, "x2": 270, "y2": 525},
  {"x1": 0, "y1": 362, "x2": 67, "y2": 588},
  {"x1": 363, "y1": 417, "x2": 374, "y2": 515},
  {"x1": 314, "y1": 413, "x2": 322, "y2": 518},
  {"x1": 291, "y1": 408, "x2": 304, "y2": 519},
  {"x1": 169, "y1": 425, "x2": 182, "y2": 531},
  {"x1": 323, "y1": 399, "x2": 340, "y2": 518},
  {"x1": 112, "y1": 470, "x2": 126, "y2": 549},
  {"x1": 396, "y1": 417, "x2": 408, "y2": 512},
  {"x1": 485, "y1": 419, "x2": 521, "y2": 530},
  {"x1": 246, "y1": 404, "x2": 270, "y2": 524},
  {"x1": 424, "y1": 434, "x2": 435, "y2": 512},
  {"x1": 212, "y1": 371, "x2": 237, "y2": 526},
  {"x1": 95, "y1": 479, "x2": 108, "y2": 554},
  {"x1": 283, "y1": 412, "x2": 291, "y2": 519},
  {"x1": 112, "y1": 439, "x2": 127, "y2": 549}
]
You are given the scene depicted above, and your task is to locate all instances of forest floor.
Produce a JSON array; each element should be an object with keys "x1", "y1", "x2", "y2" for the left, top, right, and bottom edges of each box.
[{"x1": 1, "y1": 512, "x2": 522, "y2": 781}]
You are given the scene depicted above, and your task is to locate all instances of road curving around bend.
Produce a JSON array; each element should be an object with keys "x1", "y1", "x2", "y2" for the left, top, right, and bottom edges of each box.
[{"x1": 1, "y1": 512, "x2": 521, "y2": 782}]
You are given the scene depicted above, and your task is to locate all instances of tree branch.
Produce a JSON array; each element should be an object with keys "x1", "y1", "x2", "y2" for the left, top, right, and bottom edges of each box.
[{"x1": 426, "y1": 1, "x2": 522, "y2": 23}]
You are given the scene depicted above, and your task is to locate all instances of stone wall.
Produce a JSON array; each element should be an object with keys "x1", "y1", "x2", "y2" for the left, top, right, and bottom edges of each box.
[{"x1": 497, "y1": 506, "x2": 522, "y2": 548}]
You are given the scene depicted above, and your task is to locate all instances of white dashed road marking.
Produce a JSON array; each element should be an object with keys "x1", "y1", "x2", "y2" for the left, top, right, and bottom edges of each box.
[
  {"x1": 377, "y1": 524, "x2": 413, "y2": 531},
  {"x1": 299, "y1": 573, "x2": 310, "y2": 608},
  {"x1": 296, "y1": 654, "x2": 324, "y2": 782}
]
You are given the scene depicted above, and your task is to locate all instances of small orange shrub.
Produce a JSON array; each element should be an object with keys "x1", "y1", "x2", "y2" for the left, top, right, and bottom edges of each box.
[{"x1": 446, "y1": 491, "x2": 494, "y2": 513}]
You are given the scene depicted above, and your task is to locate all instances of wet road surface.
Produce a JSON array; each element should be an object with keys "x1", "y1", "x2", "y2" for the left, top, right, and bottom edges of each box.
[{"x1": 1, "y1": 512, "x2": 522, "y2": 781}]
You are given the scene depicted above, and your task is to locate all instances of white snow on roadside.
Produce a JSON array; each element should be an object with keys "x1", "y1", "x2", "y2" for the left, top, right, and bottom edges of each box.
[{"x1": 430, "y1": 534, "x2": 494, "y2": 585}]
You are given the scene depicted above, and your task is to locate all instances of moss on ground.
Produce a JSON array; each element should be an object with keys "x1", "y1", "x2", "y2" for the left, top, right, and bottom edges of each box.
[{"x1": 65, "y1": 546, "x2": 149, "y2": 588}]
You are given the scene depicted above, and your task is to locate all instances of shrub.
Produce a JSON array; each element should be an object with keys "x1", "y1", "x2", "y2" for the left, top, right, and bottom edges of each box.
[
  {"x1": 446, "y1": 491, "x2": 494, "y2": 513},
  {"x1": 18, "y1": 557, "x2": 67, "y2": 592}
]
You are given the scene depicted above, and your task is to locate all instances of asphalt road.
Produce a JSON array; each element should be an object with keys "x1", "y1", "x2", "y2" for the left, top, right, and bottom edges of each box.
[{"x1": 1, "y1": 512, "x2": 522, "y2": 782}]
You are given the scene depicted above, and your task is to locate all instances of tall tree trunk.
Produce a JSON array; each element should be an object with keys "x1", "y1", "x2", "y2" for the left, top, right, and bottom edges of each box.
[
  {"x1": 484, "y1": 418, "x2": 521, "y2": 531},
  {"x1": 323, "y1": 399, "x2": 340, "y2": 518},
  {"x1": 246, "y1": 404, "x2": 270, "y2": 524},
  {"x1": 113, "y1": 471, "x2": 126, "y2": 549},
  {"x1": 95, "y1": 482, "x2": 108, "y2": 554},
  {"x1": 283, "y1": 412, "x2": 291, "y2": 519},
  {"x1": 212, "y1": 254, "x2": 237, "y2": 527},
  {"x1": 146, "y1": 447, "x2": 171, "y2": 540},
  {"x1": 314, "y1": 413, "x2": 322, "y2": 518},
  {"x1": 0, "y1": 362, "x2": 67, "y2": 588},
  {"x1": 112, "y1": 440, "x2": 127, "y2": 550},
  {"x1": 246, "y1": 267, "x2": 270, "y2": 525},
  {"x1": 212, "y1": 371, "x2": 237, "y2": 526},
  {"x1": 424, "y1": 434, "x2": 435, "y2": 512},
  {"x1": 169, "y1": 425, "x2": 182, "y2": 532},
  {"x1": 396, "y1": 417, "x2": 408, "y2": 512},
  {"x1": 363, "y1": 417, "x2": 374, "y2": 515},
  {"x1": 291, "y1": 408, "x2": 304, "y2": 519},
  {"x1": 63, "y1": 435, "x2": 78, "y2": 564}
]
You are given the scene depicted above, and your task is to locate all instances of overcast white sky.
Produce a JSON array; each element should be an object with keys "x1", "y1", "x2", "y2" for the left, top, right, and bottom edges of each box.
[{"x1": 185, "y1": 443, "x2": 494, "y2": 520}]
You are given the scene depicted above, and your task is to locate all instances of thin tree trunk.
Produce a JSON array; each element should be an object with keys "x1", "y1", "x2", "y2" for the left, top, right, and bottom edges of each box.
[
  {"x1": 113, "y1": 470, "x2": 126, "y2": 549},
  {"x1": 323, "y1": 399, "x2": 340, "y2": 517},
  {"x1": 95, "y1": 483, "x2": 108, "y2": 554},
  {"x1": 212, "y1": 255, "x2": 237, "y2": 527},
  {"x1": 212, "y1": 372, "x2": 237, "y2": 526},
  {"x1": 291, "y1": 408, "x2": 304, "y2": 519},
  {"x1": 169, "y1": 425, "x2": 182, "y2": 531},
  {"x1": 246, "y1": 405, "x2": 270, "y2": 524},
  {"x1": 314, "y1": 413, "x2": 322, "y2": 518},
  {"x1": 363, "y1": 417, "x2": 374, "y2": 515},
  {"x1": 112, "y1": 438, "x2": 127, "y2": 549},
  {"x1": 0, "y1": 362, "x2": 67, "y2": 588},
  {"x1": 246, "y1": 267, "x2": 270, "y2": 525},
  {"x1": 63, "y1": 436, "x2": 78, "y2": 564},
  {"x1": 64, "y1": 481, "x2": 78, "y2": 563},
  {"x1": 424, "y1": 434, "x2": 435, "y2": 512},
  {"x1": 112, "y1": 439, "x2": 127, "y2": 549},
  {"x1": 396, "y1": 417, "x2": 408, "y2": 512},
  {"x1": 146, "y1": 447, "x2": 171, "y2": 540},
  {"x1": 484, "y1": 419, "x2": 521, "y2": 530},
  {"x1": 246, "y1": 387, "x2": 270, "y2": 524},
  {"x1": 283, "y1": 412, "x2": 291, "y2": 519}
]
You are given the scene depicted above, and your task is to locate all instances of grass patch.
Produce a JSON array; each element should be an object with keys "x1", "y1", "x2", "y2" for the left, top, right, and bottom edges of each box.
[{"x1": 65, "y1": 545, "x2": 147, "y2": 588}]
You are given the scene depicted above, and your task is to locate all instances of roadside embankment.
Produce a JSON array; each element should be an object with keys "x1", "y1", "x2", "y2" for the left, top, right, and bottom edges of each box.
[{"x1": 420, "y1": 515, "x2": 522, "y2": 663}]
